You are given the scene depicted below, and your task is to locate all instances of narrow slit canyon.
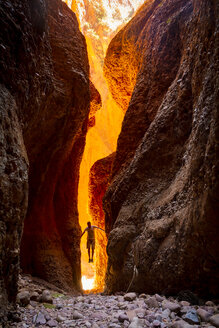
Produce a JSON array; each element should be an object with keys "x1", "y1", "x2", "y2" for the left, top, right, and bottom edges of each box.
[{"x1": 0, "y1": 0, "x2": 218, "y2": 327}]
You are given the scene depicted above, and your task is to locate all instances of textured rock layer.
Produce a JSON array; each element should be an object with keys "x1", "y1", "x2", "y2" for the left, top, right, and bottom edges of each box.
[
  {"x1": 0, "y1": 0, "x2": 91, "y2": 313},
  {"x1": 104, "y1": 0, "x2": 219, "y2": 296},
  {"x1": 21, "y1": 0, "x2": 90, "y2": 292},
  {"x1": 0, "y1": 86, "x2": 28, "y2": 308},
  {"x1": 88, "y1": 153, "x2": 115, "y2": 288}
]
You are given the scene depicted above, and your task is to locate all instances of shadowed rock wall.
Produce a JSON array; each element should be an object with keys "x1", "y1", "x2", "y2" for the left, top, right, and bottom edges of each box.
[
  {"x1": 0, "y1": 0, "x2": 91, "y2": 313},
  {"x1": 21, "y1": 0, "x2": 90, "y2": 292},
  {"x1": 0, "y1": 87, "x2": 28, "y2": 309},
  {"x1": 103, "y1": 0, "x2": 219, "y2": 296}
]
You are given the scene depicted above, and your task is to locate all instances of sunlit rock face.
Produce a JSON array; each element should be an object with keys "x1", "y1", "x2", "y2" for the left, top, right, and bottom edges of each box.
[
  {"x1": 88, "y1": 153, "x2": 115, "y2": 289},
  {"x1": 104, "y1": 0, "x2": 192, "y2": 177},
  {"x1": 89, "y1": 81, "x2": 102, "y2": 128},
  {"x1": 0, "y1": 0, "x2": 91, "y2": 310},
  {"x1": 104, "y1": 0, "x2": 219, "y2": 296},
  {"x1": 65, "y1": 0, "x2": 145, "y2": 86}
]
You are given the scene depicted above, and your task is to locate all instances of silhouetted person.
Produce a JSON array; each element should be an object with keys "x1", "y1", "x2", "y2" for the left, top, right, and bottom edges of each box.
[{"x1": 81, "y1": 221, "x2": 104, "y2": 263}]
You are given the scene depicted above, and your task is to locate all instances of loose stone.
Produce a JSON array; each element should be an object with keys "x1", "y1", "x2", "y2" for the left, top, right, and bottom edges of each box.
[
  {"x1": 197, "y1": 308, "x2": 211, "y2": 322},
  {"x1": 35, "y1": 312, "x2": 46, "y2": 325},
  {"x1": 17, "y1": 291, "x2": 30, "y2": 306},
  {"x1": 209, "y1": 314, "x2": 219, "y2": 327},
  {"x1": 183, "y1": 309, "x2": 200, "y2": 324},
  {"x1": 139, "y1": 294, "x2": 147, "y2": 299},
  {"x1": 206, "y1": 301, "x2": 215, "y2": 307},
  {"x1": 40, "y1": 290, "x2": 53, "y2": 304},
  {"x1": 155, "y1": 294, "x2": 165, "y2": 302},
  {"x1": 47, "y1": 319, "x2": 58, "y2": 327},
  {"x1": 118, "y1": 313, "x2": 129, "y2": 322},
  {"x1": 128, "y1": 317, "x2": 144, "y2": 328},
  {"x1": 72, "y1": 310, "x2": 84, "y2": 319},
  {"x1": 124, "y1": 293, "x2": 137, "y2": 301},
  {"x1": 153, "y1": 319, "x2": 161, "y2": 326},
  {"x1": 162, "y1": 300, "x2": 181, "y2": 313},
  {"x1": 170, "y1": 319, "x2": 194, "y2": 328},
  {"x1": 145, "y1": 296, "x2": 159, "y2": 308}
]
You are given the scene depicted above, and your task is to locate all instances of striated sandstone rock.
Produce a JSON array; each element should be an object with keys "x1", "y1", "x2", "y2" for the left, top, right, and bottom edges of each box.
[
  {"x1": 88, "y1": 153, "x2": 115, "y2": 288},
  {"x1": 0, "y1": 0, "x2": 91, "y2": 313},
  {"x1": 104, "y1": 0, "x2": 219, "y2": 296}
]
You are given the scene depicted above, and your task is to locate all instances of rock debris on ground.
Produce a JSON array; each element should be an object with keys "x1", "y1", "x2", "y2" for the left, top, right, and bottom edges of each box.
[{"x1": 2, "y1": 275, "x2": 219, "y2": 328}]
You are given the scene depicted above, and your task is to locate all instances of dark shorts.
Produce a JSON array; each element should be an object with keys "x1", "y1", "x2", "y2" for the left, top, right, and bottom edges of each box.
[{"x1": 87, "y1": 239, "x2": 95, "y2": 250}]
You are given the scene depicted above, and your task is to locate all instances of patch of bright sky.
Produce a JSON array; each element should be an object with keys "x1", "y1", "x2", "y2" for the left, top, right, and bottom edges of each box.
[
  {"x1": 96, "y1": 0, "x2": 145, "y2": 31},
  {"x1": 65, "y1": 0, "x2": 145, "y2": 33}
]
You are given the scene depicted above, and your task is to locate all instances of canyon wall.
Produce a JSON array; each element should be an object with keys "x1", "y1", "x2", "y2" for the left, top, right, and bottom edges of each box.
[
  {"x1": 88, "y1": 153, "x2": 115, "y2": 288},
  {"x1": 0, "y1": 0, "x2": 91, "y2": 313},
  {"x1": 104, "y1": 0, "x2": 219, "y2": 296}
]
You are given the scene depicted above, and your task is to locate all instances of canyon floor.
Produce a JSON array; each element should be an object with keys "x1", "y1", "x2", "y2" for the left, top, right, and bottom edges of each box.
[{"x1": 2, "y1": 275, "x2": 219, "y2": 328}]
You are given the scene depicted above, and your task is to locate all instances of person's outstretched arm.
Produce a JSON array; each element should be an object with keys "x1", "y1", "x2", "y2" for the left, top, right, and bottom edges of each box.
[
  {"x1": 93, "y1": 225, "x2": 105, "y2": 232},
  {"x1": 81, "y1": 227, "x2": 87, "y2": 238}
]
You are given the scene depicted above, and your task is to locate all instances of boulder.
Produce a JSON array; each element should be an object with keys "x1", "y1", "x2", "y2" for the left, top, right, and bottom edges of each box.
[
  {"x1": 40, "y1": 290, "x2": 53, "y2": 304},
  {"x1": 17, "y1": 291, "x2": 30, "y2": 306}
]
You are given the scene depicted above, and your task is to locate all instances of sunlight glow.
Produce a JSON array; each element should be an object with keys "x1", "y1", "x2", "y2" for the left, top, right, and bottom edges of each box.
[
  {"x1": 82, "y1": 275, "x2": 95, "y2": 290},
  {"x1": 62, "y1": 0, "x2": 144, "y2": 291},
  {"x1": 63, "y1": 0, "x2": 145, "y2": 34}
]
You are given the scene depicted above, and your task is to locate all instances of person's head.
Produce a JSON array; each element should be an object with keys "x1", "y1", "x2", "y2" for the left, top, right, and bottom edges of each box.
[{"x1": 87, "y1": 221, "x2": 91, "y2": 228}]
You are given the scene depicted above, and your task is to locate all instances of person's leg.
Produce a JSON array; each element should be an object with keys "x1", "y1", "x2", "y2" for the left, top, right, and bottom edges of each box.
[
  {"x1": 87, "y1": 240, "x2": 91, "y2": 262},
  {"x1": 92, "y1": 246, "x2": 94, "y2": 261},
  {"x1": 91, "y1": 240, "x2": 95, "y2": 261},
  {"x1": 88, "y1": 247, "x2": 90, "y2": 260}
]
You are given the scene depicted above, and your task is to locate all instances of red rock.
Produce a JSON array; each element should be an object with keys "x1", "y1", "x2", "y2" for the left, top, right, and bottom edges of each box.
[
  {"x1": 0, "y1": 63, "x2": 28, "y2": 313},
  {"x1": 20, "y1": 0, "x2": 90, "y2": 291},
  {"x1": 0, "y1": 0, "x2": 91, "y2": 312},
  {"x1": 88, "y1": 153, "x2": 115, "y2": 288},
  {"x1": 105, "y1": 0, "x2": 194, "y2": 180},
  {"x1": 103, "y1": 0, "x2": 219, "y2": 296},
  {"x1": 88, "y1": 81, "x2": 102, "y2": 129}
]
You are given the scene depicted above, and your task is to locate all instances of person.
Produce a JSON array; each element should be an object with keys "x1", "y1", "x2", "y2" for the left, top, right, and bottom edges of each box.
[{"x1": 81, "y1": 221, "x2": 105, "y2": 263}]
